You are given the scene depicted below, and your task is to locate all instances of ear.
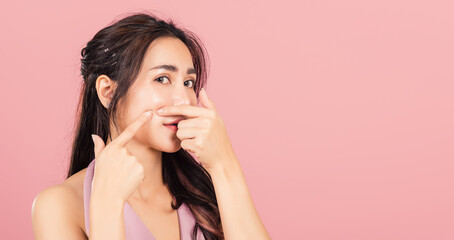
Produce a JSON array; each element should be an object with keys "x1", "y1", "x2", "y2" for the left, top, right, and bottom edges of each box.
[{"x1": 95, "y1": 74, "x2": 116, "y2": 108}]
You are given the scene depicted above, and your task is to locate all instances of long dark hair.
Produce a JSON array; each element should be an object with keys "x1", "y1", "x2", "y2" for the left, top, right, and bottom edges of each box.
[{"x1": 66, "y1": 11, "x2": 223, "y2": 240}]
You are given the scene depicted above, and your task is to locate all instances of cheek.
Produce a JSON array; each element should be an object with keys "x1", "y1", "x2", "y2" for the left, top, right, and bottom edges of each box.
[
  {"x1": 132, "y1": 120, "x2": 161, "y2": 147},
  {"x1": 134, "y1": 88, "x2": 167, "y2": 108},
  {"x1": 129, "y1": 88, "x2": 168, "y2": 119},
  {"x1": 149, "y1": 91, "x2": 168, "y2": 106}
]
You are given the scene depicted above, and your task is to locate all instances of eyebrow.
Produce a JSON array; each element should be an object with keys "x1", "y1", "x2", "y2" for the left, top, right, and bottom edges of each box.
[{"x1": 149, "y1": 64, "x2": 196, "y2": 75}]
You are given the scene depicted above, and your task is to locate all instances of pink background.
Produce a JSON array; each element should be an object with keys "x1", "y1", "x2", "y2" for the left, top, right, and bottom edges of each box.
[{"x1": 1, "y1": 0, "x2": 453, "y2": 239}]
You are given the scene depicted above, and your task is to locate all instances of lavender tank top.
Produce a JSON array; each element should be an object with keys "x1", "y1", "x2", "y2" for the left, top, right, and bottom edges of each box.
[{"x1": 83, "y1": 158, "x2": 206, "y2": 240}]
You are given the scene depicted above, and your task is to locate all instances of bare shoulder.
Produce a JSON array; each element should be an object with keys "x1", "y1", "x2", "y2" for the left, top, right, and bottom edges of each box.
[{"x1": 32, "y1": 168, "x2": 89, "y2": 240}]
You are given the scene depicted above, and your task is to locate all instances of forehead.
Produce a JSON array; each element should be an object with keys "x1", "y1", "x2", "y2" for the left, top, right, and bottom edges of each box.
[{"x1": 142, "y1": 36, "x2": 194, "y2": 70}]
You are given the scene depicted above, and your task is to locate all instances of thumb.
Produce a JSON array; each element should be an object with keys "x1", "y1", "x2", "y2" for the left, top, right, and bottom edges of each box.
[
  {"x1": 199, "y1": 87, "x2": 215, "y2": 110},
  {"x1": 91, "y1": 134, "x2": 105, "y2": 159}
]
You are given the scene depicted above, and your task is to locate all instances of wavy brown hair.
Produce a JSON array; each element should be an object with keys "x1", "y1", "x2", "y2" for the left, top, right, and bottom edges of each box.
[{"x1": 66, "y1": 11, "x2": 223, "y2": 240}]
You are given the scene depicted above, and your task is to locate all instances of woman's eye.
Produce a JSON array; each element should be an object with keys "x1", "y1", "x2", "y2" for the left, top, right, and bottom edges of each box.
[
  {"x1": 185, "y1": 80, "x2": 196, "y2": 88},
  {"x1": 155, "y1": 76, "x2": 195, "y2": 88},
  {"x1": 155, "y1": 76, "x2": 170, "y2": 84}
]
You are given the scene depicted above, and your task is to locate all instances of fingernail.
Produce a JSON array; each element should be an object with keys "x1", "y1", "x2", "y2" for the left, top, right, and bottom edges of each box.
[
  {"x1": 144, "y1": 111, "x2": 152, "y2": 118},
  {"x1": 157, "y1": 108, "x2": 164, "y2": 114}
]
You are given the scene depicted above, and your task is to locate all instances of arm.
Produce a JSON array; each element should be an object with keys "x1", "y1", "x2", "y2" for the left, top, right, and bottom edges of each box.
[
  {"x1": 208, "y1": 153, "x2": 271, "y2": 240},
  {"x1": 31, "y1": 185, "x2": 87, "y2": 240},
  {"x1": 89, "y1": 191, "x2": 126, "y2": 240}
]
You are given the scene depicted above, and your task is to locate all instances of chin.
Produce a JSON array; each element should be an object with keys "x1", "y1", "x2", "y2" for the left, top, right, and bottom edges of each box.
[
  {"x1": 162, "y1": 147, "x2": 181, "y2": 153},
  {"x1": 157, "y1": 142, "x2": 182, "y2": 153}
]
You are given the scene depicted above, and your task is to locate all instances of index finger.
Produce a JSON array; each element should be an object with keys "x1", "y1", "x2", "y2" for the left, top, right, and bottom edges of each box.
[
  {"x1": 111, "y1": 110, "x2": 152, "y2": 147},
  {"x1": 157, "y1": 105, "x2": 211, "y2": 118}
]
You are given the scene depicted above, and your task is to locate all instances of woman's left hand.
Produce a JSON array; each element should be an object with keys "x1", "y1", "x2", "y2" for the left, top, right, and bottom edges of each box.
[{"x1": 156, "y1": 87, "x2": 236, "y2": 173}]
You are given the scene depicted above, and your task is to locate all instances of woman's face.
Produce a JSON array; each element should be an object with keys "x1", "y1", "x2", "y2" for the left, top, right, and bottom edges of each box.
[{"x1": 116, "y1": 36, "x2": 198, "y2": 153}]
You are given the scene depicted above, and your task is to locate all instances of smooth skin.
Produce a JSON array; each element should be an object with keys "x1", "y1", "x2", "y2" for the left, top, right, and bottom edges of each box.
[{"x1": 31, "y1": 36, "x2": 270, "y2": 240}]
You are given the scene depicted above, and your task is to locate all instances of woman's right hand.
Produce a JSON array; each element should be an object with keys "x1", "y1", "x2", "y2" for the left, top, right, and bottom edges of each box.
[{"x1": 90, "y1": 110, "x2": 153, "y2": 204}]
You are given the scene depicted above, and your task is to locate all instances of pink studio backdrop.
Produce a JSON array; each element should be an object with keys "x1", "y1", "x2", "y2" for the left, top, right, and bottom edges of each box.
[{"x1": 1, "y1": 0, "x2": 453, "y2": 239}]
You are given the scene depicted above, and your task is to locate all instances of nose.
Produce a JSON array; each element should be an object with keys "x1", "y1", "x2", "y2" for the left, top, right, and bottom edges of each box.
[{"x1": 171, "y1": 84, "x2": 191, "y2": 107}]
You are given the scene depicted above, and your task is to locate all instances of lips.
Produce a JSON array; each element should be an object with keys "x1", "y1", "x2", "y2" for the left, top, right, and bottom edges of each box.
[{"x1": 163, "y1": 118, "x2": 184, "y2": 126}]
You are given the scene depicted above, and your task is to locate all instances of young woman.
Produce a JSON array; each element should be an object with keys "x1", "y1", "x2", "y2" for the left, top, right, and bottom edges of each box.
[{"x1": 31, "y1": 12, "x2": 270, "y2": 240}]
